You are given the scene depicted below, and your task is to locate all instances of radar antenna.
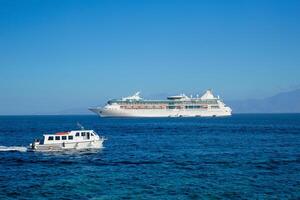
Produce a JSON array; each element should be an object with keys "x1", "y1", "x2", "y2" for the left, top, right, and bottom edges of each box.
[{"x1": 77, "y1": 122, "x2": 85, "y2": 130}]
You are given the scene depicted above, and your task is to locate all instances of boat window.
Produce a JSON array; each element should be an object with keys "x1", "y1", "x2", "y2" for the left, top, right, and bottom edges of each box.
[
  {"x1": 91, "y1": 133, "x2": 94, "y2": 136},
  {"x1": 68, "y1": 136, "x2": 73, "y2": 140},
  {"x1": 48, "y1": 136, "x2": 54, "y2": 140},
  {"x1": 55, "y1": 136, "x2": 60, "y2": 140},
  {"x1": 62, "y1": 136, "x2": 67, "y2": 140},
  {"x1": 81, "y1": 132, "x2": 86, "y2": 136},
  {"x1": 76, "y1": 132, "x2": 80, "y2": 137}
]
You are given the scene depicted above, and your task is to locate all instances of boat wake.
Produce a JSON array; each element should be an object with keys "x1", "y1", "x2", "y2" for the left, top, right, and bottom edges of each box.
[{"x1": 0, "y1": 146, "x2": 27, "y2": 152}]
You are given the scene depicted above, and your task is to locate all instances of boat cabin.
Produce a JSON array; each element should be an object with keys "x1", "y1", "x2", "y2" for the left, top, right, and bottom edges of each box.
[{"x1": 41, "y1": 130, "x2": 98, "y2": 144}]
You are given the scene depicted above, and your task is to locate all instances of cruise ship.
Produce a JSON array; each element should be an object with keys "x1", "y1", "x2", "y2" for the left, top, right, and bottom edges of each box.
[{"x1": 89, "y1": 90, "x2": 232, "y2": 117}]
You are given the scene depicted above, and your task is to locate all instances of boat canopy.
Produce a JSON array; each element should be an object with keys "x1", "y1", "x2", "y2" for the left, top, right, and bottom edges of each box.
[{"x1": 55, "y1": 132, "x2": 69, "y2": 135}]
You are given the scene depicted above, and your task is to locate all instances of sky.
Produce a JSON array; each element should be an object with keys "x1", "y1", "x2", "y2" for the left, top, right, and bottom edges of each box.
[{"x1": 0, "y1": 0, "x2": 300, "y2": 115}]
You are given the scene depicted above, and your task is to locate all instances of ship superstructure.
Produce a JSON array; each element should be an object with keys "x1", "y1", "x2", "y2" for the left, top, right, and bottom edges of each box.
[{"x1": 89, "y1": 90, "x2": 232, "y2": 117}]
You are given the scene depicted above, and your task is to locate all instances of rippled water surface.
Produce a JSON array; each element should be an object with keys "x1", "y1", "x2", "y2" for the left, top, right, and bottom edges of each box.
[{"x1": 0, "y1": 114, "x2": 300, "y2": 199}]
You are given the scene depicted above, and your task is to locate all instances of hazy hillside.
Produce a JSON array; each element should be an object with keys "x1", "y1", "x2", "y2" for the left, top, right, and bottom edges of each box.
[{"x1": 228, "y1": 89, "x2": 300, "y2": 113}]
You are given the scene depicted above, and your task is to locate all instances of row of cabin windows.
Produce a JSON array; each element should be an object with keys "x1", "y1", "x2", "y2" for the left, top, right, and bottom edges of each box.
[
  {"x1": 115, "y1": 100, "x2": 218, "y2": 105},
  {"x1": 184, "y1": 105, "x2": 220, "y2": 109},
  {"x1": 48, "y1": 135, "x2": 73, "y2": 141},
  {"x1": 167, "y1": 105, "x2": 208, "y2": 109},
  {"x1": 185, "y1": 105, "x2": 202, "y2": 109},
  {"x1": 120, "y1": 105, "x2": 165, "y2": 109},
  {"x1": 75, "y1": 132, "x2": 94, "y2": 137},
  {"x1": 48, "y1": 132, "x2": 95, "y2": 141},
  {"x1": 119, "y1": 102, "x2": 218, "y2": 107}
]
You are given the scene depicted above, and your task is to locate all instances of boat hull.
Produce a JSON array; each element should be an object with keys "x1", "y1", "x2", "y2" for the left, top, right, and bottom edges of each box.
[{"x1": 29, "y1": 139, "x2": 104, "y2": 152}]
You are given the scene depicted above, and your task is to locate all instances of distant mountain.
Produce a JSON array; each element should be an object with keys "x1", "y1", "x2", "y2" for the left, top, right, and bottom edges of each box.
[
  {"x1": 228, "y1": 89, "x2": 300, "y2": 113},
  {"x1": 31, "y1": 107, "x2": 92, "y2": 115},
  {"x1": 55, "y1": 107, "x2": 92, "y2": 115}
]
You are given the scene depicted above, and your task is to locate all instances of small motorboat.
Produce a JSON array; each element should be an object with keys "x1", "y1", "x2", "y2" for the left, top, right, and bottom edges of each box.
[{"x1": 29, "y1": 124, "x2": 106, "y2": 151}]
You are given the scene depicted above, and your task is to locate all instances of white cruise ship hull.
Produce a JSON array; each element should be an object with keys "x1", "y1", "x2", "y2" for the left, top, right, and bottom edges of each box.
[{"x1": 89, "y1": 108, "x2": 231, "y2": 117}]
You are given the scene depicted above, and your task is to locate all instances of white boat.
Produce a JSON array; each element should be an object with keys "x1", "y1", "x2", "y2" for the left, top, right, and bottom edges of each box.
[
  {"x1": 89, "y1": 89, "x2": 232, "y2": 117},
  {"x1": 29, "y1": 125, "x2": 106, "y2": 151}
]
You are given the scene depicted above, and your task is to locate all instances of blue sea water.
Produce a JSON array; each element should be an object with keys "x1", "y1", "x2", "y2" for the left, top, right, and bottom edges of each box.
[{"x1": 0, "y1": 114, "x2": 300, "y2": 199}]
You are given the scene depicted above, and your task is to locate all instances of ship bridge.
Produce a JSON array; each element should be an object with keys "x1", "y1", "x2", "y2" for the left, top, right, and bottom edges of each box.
[{"x1": 167, "y1": 94, "x2": 190, "y2": 101}]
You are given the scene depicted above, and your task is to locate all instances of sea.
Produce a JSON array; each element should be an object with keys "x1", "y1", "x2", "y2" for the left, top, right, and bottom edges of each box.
[{"x1": 0, "y1": 114, "x2": 299, "y2": 199}]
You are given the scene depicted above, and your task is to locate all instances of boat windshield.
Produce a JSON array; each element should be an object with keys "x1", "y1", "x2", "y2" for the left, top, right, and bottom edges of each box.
[{"x1": 40, "y1": 136, "x2": 45, "y2": 145}]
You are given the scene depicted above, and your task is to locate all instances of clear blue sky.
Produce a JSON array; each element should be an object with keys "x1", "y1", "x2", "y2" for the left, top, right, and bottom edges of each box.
[{"x1": 0, "y1": 0, "x2": 300, "y2": 114}]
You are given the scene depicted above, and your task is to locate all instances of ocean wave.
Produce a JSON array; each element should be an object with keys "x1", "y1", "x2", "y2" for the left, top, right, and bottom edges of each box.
[{"x1": 0, "y1": 145, "x2": 27, "y2": 152}]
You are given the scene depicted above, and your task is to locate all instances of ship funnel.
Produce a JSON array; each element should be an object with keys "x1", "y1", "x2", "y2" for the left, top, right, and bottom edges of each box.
[{"x1": 200, "y1": 89, "x2": 216, "y2": 100}]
